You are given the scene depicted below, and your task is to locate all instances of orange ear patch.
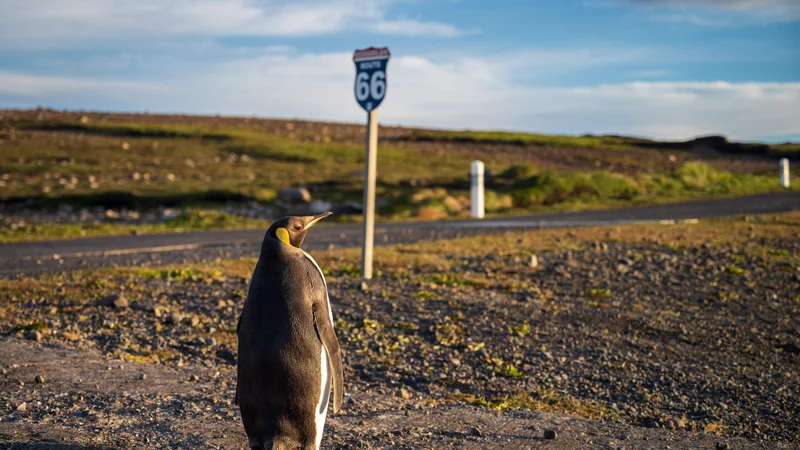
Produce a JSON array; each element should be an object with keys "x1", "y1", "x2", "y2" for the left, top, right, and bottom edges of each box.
[{"x1": 276, "y1": 227, "x2": 292, "y2": 247}]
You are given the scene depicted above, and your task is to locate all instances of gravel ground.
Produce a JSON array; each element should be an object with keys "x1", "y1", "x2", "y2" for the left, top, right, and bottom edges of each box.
[
  {"x1": 1, "y1": 229, "x2": 798, "y2": 447},
  {"x1": 1, "y1": 338, "x2": 793, "y2": 449}
]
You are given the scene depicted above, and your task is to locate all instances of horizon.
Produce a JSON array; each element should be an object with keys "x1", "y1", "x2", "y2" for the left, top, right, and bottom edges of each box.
[
  {"x1": 1, "y1": 0, "x2": 798, "y2": 142},
  {"x1": 4, "y1": 106, "x2": 798, "y2": 145}
]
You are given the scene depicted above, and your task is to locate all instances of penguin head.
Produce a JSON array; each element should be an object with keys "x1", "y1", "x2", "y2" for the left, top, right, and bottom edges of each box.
[{"x1": 266, "y1": 212, "x2": 332, "y2": 248}]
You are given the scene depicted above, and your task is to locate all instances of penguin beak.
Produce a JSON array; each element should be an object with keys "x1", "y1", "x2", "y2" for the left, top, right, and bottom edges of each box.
[{"x1": 302, "y1": 211, "x2": 333, "y2": 231}]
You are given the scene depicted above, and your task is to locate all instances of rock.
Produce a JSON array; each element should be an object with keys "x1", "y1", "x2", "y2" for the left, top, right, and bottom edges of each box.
[
  {"x1": 139, "y1": 373, "x2": 147, "y2": 380},
  {"x1": 529, "y1": 254, "x2": 539, "y2": 268},
  {"x1": 121, "y1": 142, "x2": 130, "y2": 150},
  {"x1": 97, "y1": 294, "x2": 128, "y2": 309},
  {"x1": 360, "y1": 282, "x2": 369, "y2": 292},
  {"x1": 190, "y1": 374, "x2": 199, "y2": 382},
  {"x1": 24, "y1": 331, "x2": 42, "y2": 341},
  {"x1": 62, "y1": 331, "x2": 81, "y2": 341},
  {"x1": 105, "y1": 209, "x2": 120, "y2": 220},
  {"x1": 469, "y1": 427, "x2": 482, "y2": 437},
  {"x1": 618, "y1": 432, "x2": 628, "y2": 441},
  {"x1": 35, "y1": 375, "x2": 45, "y2": 384},
  {"x1": 166, "y1": 173, "x2": 176, "y2": 182},
  {"x1": 308, "y1": 199, "x2": 333, "y2": 214},
  {"x1": 16, "y1": 402, "x2": 27, "y2": 412},
  {"x1": 543, "y1": 429, "x2": 557, "y2": 440},
  {"x1": 277, "y1": 187, "x2": 311, "y2": 204},
  {"x1": 332, "y1": 200, "x2": 362, "y2": 215},
  {"x1": 400, "y1": 389, "x2": 411, "y2": 399},
  {"x1": 158, "y1": 208, "x2": 178, "y2": 221},
  {"x1": 716, "y1": 443, "x2": 729, "y2": 450}
]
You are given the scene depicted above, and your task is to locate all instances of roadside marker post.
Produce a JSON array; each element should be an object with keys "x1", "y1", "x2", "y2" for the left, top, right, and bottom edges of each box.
[
  {"x1": 780, "y1": 158, "x2": 790, "y2": 188},
  {"x1": 471, "y1": 160, "x2": 485, "y2": 219},
  {"x1": 353, "y1": 47, "x2": 390, "y2": 280}
]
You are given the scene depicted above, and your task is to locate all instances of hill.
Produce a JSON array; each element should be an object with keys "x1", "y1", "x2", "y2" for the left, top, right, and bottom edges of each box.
[{"x1": 0, "y1": 108, "x2": 796, "y2": 242}]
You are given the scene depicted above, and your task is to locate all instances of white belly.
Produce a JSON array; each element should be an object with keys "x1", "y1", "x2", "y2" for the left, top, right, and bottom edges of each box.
[{"x1": 315, "y1": 345, "x2": 332, "y2": 449}]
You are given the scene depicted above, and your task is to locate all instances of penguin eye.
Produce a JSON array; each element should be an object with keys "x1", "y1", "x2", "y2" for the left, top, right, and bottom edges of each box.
[{"x1": 294, "y1": 224, "x2": 303, "y2": 231}]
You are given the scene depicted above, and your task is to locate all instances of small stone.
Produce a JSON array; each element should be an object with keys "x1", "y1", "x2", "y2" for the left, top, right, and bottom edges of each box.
[
  {"x1": 24, "y1": 331, "x2": 43, "y2": 341},
  {"x1": 62, "y1": 331, "x2": 81, "y2": 341},
  {"x1": 400, "y1": 389, "x2": 411, "y2": 399},
  {"x1": 35, "y1": 375, "x2": 45, "y2": 384},
  {"x1": 360, "y1": 281, "x2": 369, "y2": 292},
  {"x1": 97, "y1": 294, "x2": 128, "y2": 308},
  {"x1": 618, "y1": 432, "x2": 628, "y2": 441},
  {"x1": 190, "y1": 374, "x2": 199, "y2": 382},
  {"x1": 543, "y1": 429, "x2": 557, "y2": 440},
  {"x1": 470, "y1": 427, "x2": 482, "y2": 437},
  {"x1": 16, "y1": 402, "x2": 27, "y2": 412},
  {"x1": 716, "y1": 443, "x2": 729, "y2": 450},
  {"x1": 529, "y1": 254, "x2": 539, "y2": 268},
  {"x1": 121, "y1": 142, "x2": 130, "y2": 150},
  {"x1": 277, "y1": 187, "x2": 311, "y2": 204},
  {"x1": 139, "y1": 373, "x2": 147, "y2": 380}
]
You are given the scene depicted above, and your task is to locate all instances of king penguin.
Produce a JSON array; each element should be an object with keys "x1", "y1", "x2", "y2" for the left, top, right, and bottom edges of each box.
[{"x1": 236, "y1": 212, "x2": 343, "y2": 450}]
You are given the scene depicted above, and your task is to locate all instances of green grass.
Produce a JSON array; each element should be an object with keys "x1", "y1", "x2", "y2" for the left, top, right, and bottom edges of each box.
[
  {"x1": 0, "y1": 117, "x2": 479, "y2": 205},
  {"x1": 2, "y1": 110, "x2": 797, "y2": 244},
  {"x1": 409, "y1": 129, "x2": 654, "y2": 151},
  {"x1": 410, "y1": 129, "x2": 800, "y2": 159},
  {"x1": 0, "y1": 210, "x2": 270, "y2": 244}
]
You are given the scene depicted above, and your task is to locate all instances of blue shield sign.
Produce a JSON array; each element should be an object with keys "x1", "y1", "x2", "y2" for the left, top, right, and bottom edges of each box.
[{"x1": 353, "y1": 47, "x2": 390, "y2": 112}]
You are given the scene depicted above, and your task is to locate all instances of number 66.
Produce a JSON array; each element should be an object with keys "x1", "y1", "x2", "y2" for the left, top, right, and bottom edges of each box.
[{"x1": 356, "y1": 70, "x2": 386, "y2": 101}]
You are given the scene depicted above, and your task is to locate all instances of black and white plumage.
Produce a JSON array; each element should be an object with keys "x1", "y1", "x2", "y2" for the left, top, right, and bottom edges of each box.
[{"x1": 236, "y1": 213, "x2": 343, "y2": 450}]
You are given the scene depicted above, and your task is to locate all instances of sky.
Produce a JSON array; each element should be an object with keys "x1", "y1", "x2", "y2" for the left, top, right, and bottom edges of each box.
[{"x1": 0, "y1": 0, "x2": 798, "y2": 142}]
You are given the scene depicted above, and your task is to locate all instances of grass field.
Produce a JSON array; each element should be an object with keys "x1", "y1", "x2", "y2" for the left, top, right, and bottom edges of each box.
[{"x1": 1, "y1": 108, "x2": 796, "y2": 242}]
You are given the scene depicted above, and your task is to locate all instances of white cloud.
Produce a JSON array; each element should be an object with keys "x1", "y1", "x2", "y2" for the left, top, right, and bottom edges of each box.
[
  {"x1": 0, "y1": 70, "x2": 164, "y2": 97},
  {"x1": 621, "y1": 0, "x2": 800, "y2": 24},
  {"x1": 369, "y1": 19, "x2": 467, "y2": 37},
  {"x1": 1, "y1": 51, "x2": 797, "y2": 141},
  {"x1": 0, "y1": 0, "x2": 464, "y2": 49}
]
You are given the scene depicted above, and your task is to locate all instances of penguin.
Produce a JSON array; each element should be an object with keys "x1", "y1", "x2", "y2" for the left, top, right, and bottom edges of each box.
[{"x1": 236, "y1": 212, "x2": 343, "y2": 450}]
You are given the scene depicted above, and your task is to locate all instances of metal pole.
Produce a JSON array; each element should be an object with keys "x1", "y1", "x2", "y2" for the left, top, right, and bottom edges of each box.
[
  {"x1": 471, "y1": 160, "x2": 485, "y2": 219},
  {"x1": 780, "y1": 158, "x2": 790, "y2": 188},
  {"x1": 361, "y1": 109, "x2": 379, "y2": 279}
]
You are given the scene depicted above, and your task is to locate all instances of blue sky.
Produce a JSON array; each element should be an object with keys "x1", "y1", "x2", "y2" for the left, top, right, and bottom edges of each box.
[{"x1": 1, "y1": 0, "x2": 798, "y2": 141}]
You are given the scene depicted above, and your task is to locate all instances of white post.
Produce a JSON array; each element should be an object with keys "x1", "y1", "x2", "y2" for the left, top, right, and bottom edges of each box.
[
  {"x1": 361, "y1": 109, "x2": 378, "y2": 279},
  {"x1": 780, "y1": 158, "x2": 790, "y2": 188},
  {"x1": 471, "y1": 160, "x2": 485, "y2": 219}
]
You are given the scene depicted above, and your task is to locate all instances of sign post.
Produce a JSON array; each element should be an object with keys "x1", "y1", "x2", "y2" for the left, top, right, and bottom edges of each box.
[
  {"x1": 353, "y1": 47, "x2": 390, "y2": 280},
  {"x1": 780, "y1": 158, "x2": 790, "y2": 188},
  {"x1": 471, "y1": 160, "x2": 485, "y2": 219}
]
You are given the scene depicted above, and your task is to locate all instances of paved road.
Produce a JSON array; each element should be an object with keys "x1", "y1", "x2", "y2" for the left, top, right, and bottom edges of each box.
[{"x1": 2, "y1": 191, "x2": 798, "y2": 275}]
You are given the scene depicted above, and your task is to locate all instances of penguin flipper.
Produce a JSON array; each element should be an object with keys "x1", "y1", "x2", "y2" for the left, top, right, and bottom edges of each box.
[{"x1": 312, "y1": 303, "x2": 344, "y2": 413}]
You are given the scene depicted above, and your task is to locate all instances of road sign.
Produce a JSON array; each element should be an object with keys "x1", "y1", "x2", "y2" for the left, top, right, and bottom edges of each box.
[
  {"x1": 353, "y1": 47, "x2": 390, "y2": 280},
  {"x1": 353, "y1": 47, "x2": 390, "y2": 112}
]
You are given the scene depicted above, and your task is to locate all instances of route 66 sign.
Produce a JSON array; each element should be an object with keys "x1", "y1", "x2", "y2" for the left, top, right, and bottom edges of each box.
[{"x1": 353, "y1": 47, "x2": 390, "y2": 112}]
